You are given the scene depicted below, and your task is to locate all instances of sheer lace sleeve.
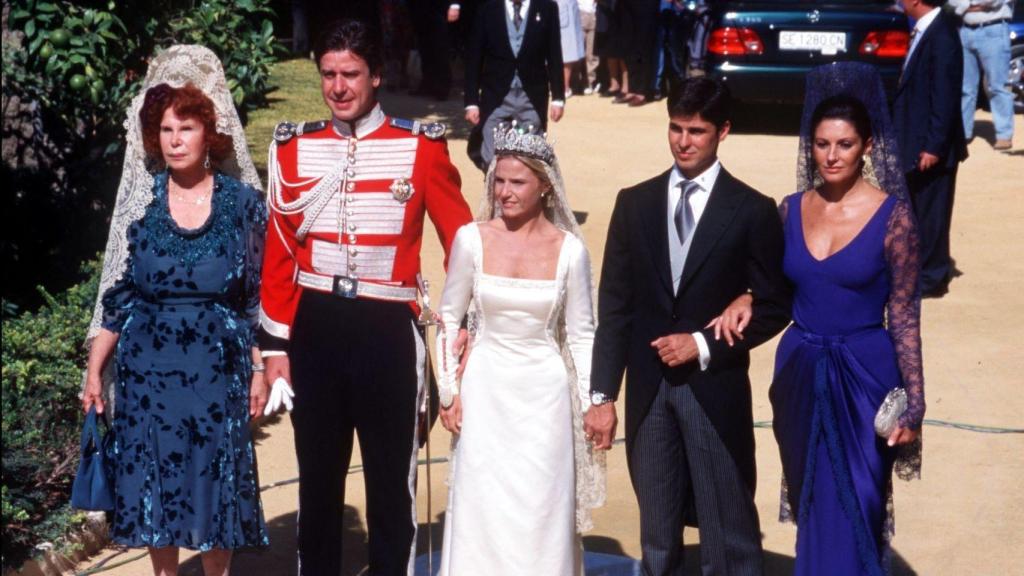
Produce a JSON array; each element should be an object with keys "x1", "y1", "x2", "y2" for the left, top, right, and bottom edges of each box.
[
  {"x1": 885, "y1": 199, "x2": 924, "y2": 480},
  {"x1": 884, "y1": 199, "x2": 925, "y2": 428},
  {"x1": 436, "y1": 224, "x2": 477, "y2": 399},
  {"x1": 100, "y1": 221, "x2": 141, "y2": 333},
  {"x1": 564, "y1": 237, "x2": 596, "y2": 408},
  {"x1": 240, "y1": 182, "x2": 268, "y2": 341}
]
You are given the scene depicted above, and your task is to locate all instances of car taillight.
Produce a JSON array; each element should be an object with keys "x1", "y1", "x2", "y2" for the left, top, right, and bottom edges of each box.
[
  {"x1": 707, "y1": 27, "x2": 764, "y2": 56},
  {"x1": 859, "y1": 30, "x2": 909, "y2": 58}
]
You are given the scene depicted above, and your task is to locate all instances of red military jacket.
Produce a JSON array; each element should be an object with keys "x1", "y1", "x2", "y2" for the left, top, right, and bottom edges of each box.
[{"x1": 259, "y1": 104, "x2": 472, "y2": 351}]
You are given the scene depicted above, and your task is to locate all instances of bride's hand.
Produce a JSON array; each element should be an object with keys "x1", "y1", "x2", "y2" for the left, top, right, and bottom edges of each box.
[
  {"x1": 705, "y1": 292, "x2": 753, "y2": 347},
  {"x1": 440, "y1": 395, "x2": 463, "y2": 435}
]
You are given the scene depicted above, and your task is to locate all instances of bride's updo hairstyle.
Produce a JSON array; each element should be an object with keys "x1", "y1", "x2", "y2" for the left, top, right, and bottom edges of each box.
[{"x1": 810, "y1": 94, "x2": 873, "y2": 144}]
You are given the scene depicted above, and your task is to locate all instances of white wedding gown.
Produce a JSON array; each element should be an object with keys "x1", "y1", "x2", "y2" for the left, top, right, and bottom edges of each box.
[{"x1": 437, "y1": 223, "x2": 601, "y2": 576}]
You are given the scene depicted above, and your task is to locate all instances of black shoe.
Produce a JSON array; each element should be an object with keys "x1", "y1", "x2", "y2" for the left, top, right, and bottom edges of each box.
[{"x1": 922, "y1": 284, "x2": 949, "y2": 298}]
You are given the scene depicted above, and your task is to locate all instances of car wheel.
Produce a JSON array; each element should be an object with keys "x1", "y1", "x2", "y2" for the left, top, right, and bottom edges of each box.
[{"x1": 1011, "y1": 44, "x2": 1024, "y2": 114}]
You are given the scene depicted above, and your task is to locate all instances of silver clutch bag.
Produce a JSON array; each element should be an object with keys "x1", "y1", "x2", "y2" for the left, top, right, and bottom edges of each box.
[{"x1": 874, "y1": 387, "x2": 907, "y2": 438}]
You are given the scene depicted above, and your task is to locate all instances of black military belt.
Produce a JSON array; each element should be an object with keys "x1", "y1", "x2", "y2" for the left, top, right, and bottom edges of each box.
[{"x1": 963, "y1": 18, "x2": 1009, "y2": 29}]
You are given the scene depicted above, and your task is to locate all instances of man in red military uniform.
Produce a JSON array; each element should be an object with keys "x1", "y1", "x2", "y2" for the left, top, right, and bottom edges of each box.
[{"x1": 258, "y1": 19, "x2": 472, "y2": 575}]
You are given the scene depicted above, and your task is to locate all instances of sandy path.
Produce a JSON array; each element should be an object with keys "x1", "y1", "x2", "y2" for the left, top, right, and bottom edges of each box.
[{"x1": 78, "y1": 92, "x2": 1023, "y2": 575}]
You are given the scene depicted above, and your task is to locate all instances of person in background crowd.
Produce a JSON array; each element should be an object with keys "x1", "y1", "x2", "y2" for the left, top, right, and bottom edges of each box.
[
  {"x1": 650, "y1": 0, "x2": 690, "y2": 100},
  {"x1": 575, "y1": 0, "x2": 600, "y2": 94},
  {"x1": 464, "y1": 0, "x2": 565, "y2": 169},
  {"x1": 410, "y1": 0, "x2": 454, "y2": 100},
  {"x1": 948, "y1": 0, "x2": 1016, "y2": 150},
  {"x1": 893, "y1": 0, "x2": 968, "y2": 297},
  {"x1": 82, "y1": 46, "x2": 269, "y2": 576},
  {"x1": 685, "y1": 0, "x2": 711, "y2": 76},
  {"x1": 621, "y1": 0, "x2": 659, "y2": 106},
  {"x1": 381, "y1": 0, "x2": 416, "y2": 91},
  {"x1": 595, "y1": 0, "x2": 631, "y2": 99},
  {"x1": 557, "y1": 0, "x2": 587, "y2": 97},
  {"x1": 259, "y1": 20, "x2": 472, "y2": 575}
]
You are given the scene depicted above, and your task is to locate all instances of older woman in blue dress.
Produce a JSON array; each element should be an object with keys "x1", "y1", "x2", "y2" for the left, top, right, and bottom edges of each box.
[{"x1": 81, "y1": 46, "x2": 268, "y2": 576}]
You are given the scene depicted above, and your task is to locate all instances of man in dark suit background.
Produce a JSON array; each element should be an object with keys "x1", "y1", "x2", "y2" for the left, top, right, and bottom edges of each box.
[
  {"x1": 585, "y1": 78, "x2": 791, "y2": 576},
  {"x1": 409, "y1": 0, "x2": 454, "y2": 100},
  {"x1": 893, "y1": 0, "x2": 968, "y2": 297},
  {"x1": 464, "y1": 0, "x2": 565, "y2": 169}
]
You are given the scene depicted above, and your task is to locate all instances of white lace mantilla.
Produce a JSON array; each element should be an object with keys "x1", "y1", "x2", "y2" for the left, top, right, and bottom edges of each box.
[{"x1": 87, "y1": 45, "x2": 262, "y2": 341}]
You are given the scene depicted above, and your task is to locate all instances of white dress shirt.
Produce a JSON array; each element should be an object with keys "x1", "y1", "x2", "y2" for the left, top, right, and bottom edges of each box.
[
  {"x1": 666, "y1": 160, "x2": 722, "y2": 371},
  {"x1": 904, "y1": 7, "x2": 942, "y2": 70}
]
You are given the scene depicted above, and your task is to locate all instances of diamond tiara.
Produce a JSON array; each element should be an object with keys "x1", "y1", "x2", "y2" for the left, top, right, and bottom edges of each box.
[{"x1": 492, "y1": 121, "x2": 555, "y2": 165}]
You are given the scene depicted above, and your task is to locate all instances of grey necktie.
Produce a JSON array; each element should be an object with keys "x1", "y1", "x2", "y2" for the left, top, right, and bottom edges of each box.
[
  {"x1": 902, "y1": 28, "x2": 918, "y2": 75},
  {"x1": 513, "y1": 0, "x2": 524, "y2": 30},
  {"x1": 674, "y1": 180, "x2": 700, "y2": 245}
]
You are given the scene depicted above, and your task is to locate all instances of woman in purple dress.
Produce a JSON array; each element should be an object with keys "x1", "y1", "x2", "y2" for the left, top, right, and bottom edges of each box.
[{"x1": 712, "y1": 63, "x2": 925, "y2": 575}]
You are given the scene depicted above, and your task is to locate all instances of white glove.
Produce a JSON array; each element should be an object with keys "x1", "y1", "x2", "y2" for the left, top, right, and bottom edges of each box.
[{"x1": 264, "y1": 377, "x2": 295, "y2": 416}]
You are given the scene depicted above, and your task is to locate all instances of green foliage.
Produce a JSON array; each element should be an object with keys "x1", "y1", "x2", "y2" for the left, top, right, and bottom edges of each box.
[
  {"x1": 2, "y1": 0, "x2": 281, "y2": 308},
  {"x1": 1, "y1": 260, "x2": 100, "y2": 567},
  {"x1": 160, "y1": 0, "x2": 281, "y2": 111},
  {"x1": 4, "y1": 1, "x2": 138, "y2": 142}
]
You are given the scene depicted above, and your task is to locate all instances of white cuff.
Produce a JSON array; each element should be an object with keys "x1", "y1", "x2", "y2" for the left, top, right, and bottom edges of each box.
[
  {"x1": 551, "y1": 100, "x2": 565, "y2": 108},
  {"x1": 692, "y1": 332, "x2": 711, "y2": 371},
  {"x1": 450, "y1": 3, "x2": 461, "y2": 8},
  {"x1": 465, "y1": 105, "x2": 480, "y2": 111},
  {"x1": 261, "y1": 350, "x2": 288, "y2": 358}
]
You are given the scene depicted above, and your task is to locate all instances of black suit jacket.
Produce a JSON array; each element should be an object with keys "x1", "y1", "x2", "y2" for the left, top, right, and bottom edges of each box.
[
  {"x1": 893, "y1": 10, "x2": 968, "y2": 173},
  {"x1": 464, "y1": 0, "x2": 565, "y2": 129},
  {"x1": 591, "y1": 167, "x2": 792, "y2": 491}
]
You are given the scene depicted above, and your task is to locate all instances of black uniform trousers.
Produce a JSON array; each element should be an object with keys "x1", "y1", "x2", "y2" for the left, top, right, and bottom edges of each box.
[
  {"x1": 291, "y1": 291, "x2": 422, "y2": 576},
  {"x1": 629, "y1": 380, "x2": 764, "y2": 576},
  {"x1": 907, "y1": 165, "x2": 958, "y2": 294}
]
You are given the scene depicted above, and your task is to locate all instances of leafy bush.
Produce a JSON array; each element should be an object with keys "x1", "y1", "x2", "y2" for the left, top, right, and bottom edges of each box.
[
  {"x1": 1, "y1": 260, "x2": 99, "y2": 568},
  {"x1": 2, "y1": 0, "x2": 281, "y2": 308}
]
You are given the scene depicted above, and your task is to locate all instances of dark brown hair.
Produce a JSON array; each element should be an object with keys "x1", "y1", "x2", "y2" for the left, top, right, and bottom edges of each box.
[{"x1": 139, "y1": 83, "x2": 233, "y2": 167}]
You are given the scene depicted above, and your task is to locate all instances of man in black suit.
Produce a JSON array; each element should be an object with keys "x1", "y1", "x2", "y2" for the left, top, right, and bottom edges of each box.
[
  {"x1": 409, "y1": 0, "x2": 454, "y2": 100},
  {"x1": 893, "y1": 0, "x2": 967, "y2": 297},
  {"x1": 585, "y1": 78, "x2": 791, "y2": 576},
  {"x1": 464, "y1": 0, "x2": 564, "y2": 168}
]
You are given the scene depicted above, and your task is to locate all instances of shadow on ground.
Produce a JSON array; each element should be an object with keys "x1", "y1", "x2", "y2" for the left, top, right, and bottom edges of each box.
[
  {"x1": 176, "y1": 508, "x2": 918, "y2": 575},
  {"x1": 178, "y1": 507, "x2": 368, "y2": 576}
]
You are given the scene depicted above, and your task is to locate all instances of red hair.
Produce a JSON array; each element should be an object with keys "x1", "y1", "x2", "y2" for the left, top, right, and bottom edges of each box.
[{"x1": 139, "y1": 83, "x2": 233, "y2": 167}]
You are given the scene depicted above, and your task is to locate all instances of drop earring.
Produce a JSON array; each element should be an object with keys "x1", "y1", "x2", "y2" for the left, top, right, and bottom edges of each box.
[{"x1": 203, "y1": 150, "x2": 211, "y2": 170}]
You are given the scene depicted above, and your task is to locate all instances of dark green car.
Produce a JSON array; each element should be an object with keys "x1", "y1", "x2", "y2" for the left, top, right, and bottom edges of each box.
[{"x1": 703, "y1": 0, "x2": 910, "y2": 103}]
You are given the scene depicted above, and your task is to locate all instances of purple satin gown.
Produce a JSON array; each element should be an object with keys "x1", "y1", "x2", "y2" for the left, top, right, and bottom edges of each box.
[{"x1": 770, "y1": 192, "x2": 924, "y2": 576}]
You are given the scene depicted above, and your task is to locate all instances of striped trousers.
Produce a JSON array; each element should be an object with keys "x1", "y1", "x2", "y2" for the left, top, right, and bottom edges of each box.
[{"x1": 629, "y1": 379, "x2": 764, "y2": 576}]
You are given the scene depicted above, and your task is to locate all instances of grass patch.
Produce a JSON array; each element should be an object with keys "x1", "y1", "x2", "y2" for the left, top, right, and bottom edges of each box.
[{"x1": 244, "y1": 57, "x2": 324, "y2": 176}]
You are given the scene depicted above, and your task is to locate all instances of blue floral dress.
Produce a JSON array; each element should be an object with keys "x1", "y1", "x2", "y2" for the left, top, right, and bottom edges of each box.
[{"x1": 101, "y1": 171, "x2": 269, "y2": 550}]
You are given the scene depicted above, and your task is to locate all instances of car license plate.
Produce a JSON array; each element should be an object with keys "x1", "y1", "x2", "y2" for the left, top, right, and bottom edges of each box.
[{"x1": 779, "y1": 31, "x2": 847, "y2": 55}]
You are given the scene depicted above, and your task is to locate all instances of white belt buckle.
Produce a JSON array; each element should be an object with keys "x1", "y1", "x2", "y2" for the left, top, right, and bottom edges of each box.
[{"x1": 333, "y1": 275, "x2": 359, "y2": 299}]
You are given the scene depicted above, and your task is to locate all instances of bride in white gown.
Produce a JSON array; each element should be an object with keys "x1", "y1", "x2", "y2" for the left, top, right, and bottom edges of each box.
[{"x1": 436, "y1": 125, "x2": 606, "y2": 575}]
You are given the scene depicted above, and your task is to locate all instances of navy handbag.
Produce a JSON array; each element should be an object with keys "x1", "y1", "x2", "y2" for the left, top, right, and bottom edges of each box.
[{"x1": 71, "y1": 407, "x2": 115, "y2": 511}]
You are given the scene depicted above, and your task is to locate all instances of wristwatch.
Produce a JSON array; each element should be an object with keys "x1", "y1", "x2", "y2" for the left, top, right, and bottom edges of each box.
[{"x1": 590, "y1": 391, "x2": 613, "y2": 406}]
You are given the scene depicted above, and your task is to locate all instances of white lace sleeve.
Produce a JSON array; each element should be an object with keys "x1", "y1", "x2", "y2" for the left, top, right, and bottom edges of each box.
[
  {"x1": 564, "y1": 237, "x2": 596, "y2": 408},
  {"x1": 436, "y1": 224, "x2": 477, "y2": 400}
]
